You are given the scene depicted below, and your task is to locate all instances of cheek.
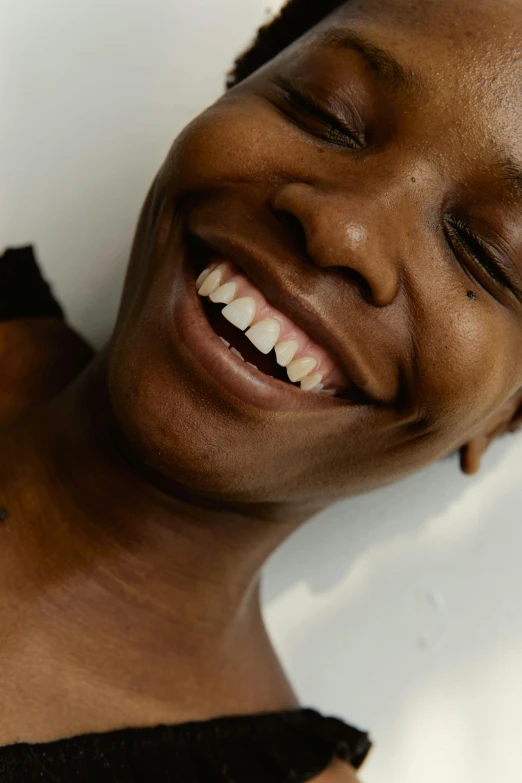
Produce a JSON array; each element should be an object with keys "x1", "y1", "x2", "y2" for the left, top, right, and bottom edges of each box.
[
  {"x1": 424, "y1": 301, "x2": 519, "y2": 428},
  {"x1": 159, "y1": 98, "x2": 286, "y2": 192}
]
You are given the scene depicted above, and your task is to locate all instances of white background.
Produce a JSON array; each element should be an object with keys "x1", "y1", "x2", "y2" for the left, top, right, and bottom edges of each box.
[{"x1": 4, "y1": 2, "x2": 522, "y2": 781}]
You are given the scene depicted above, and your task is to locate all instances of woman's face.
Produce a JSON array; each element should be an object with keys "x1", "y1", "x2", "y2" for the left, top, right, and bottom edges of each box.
[{"x1": 109, "y1": 0, "x2": 522, "y2": 510}]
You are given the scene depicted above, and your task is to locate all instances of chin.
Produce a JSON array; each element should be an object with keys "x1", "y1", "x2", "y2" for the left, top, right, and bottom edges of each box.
[{"x1": 107, "y1": 347, "x2": 289, "y2": 506}]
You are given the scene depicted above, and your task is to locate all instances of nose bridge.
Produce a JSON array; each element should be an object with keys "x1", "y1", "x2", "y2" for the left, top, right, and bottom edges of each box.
[{"x1": 271, "y1": 180, "x2": 405, "y2": 307}]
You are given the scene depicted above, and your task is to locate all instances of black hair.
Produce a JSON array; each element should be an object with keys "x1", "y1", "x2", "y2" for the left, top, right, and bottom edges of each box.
[{"x1": 227, "y1": 0, "x2": 346, "y2": 89}]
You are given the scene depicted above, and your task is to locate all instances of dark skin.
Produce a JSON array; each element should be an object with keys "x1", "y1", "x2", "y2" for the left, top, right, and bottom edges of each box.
[
  {"x1": 0, "y1": 316, "x2": 92, "y2": 430},
  {"x1": 3, "y1": 0, "x2": 522, "y2": 779}
]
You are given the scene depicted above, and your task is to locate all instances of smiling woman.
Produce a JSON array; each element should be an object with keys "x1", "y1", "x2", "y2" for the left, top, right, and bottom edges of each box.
[{"x1": 3, "y1": 0, "x2": 522, "y2": 781}]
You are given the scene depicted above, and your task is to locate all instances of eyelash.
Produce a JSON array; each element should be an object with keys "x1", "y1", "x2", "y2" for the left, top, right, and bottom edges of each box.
[
  {"x1": 445, "y1": 218, "x2": 512, "y2": 290},
  {"x1": 276, "y1": 80, "x2": 365, "y2": 150}
]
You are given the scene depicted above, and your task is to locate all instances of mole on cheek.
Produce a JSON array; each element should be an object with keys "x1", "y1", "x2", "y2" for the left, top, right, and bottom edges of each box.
[{"x1": 466, "y1": 291, "x2": 477, "y2": 301}]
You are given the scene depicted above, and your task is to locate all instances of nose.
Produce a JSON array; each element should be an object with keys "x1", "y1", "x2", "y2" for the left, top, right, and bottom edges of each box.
[{"x1": 271, "y1": 183, "x2": 401, "y2": 307}]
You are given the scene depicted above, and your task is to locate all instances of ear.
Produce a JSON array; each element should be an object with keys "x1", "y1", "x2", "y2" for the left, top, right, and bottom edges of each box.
[
  {"x1": 460, "y1": 393, "x2": 522, "y2": 476},
  {"x1": 459, "y1": 433, "x2": 488, "y2": 475}
]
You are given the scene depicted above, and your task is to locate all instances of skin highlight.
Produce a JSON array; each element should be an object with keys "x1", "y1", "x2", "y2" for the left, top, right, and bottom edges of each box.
[{"x1": 3, "y1": 1, "x2": 522, "y2": 780}]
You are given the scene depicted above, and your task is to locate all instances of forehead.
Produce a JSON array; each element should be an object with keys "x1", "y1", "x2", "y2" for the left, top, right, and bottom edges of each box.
[
  {"x1": 331, "y1": 0, "x2": 522, "y2": 42},
  {"x1": 328, "y1": 0, "x2": 522, "y2": 91},
  {"x1": 295, "y1": 0, "x2": 522, "y2": 186}
]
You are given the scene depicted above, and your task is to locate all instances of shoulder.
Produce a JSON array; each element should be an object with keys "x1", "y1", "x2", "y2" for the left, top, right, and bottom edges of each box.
[
  {"x1": 0, "y1": 246, "x2": 93, "y2": 428},
  {"x1": 0, "y1": 317, "x2": 93, "y2": 430},
  {"x1": 309, "y1": 757, "x2": 362, "y2": 783}
]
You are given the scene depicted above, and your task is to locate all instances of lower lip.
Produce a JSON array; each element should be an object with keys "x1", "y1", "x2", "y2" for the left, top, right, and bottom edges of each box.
[{"x1": 174, "y1": 255, "x2": 356, "y2": 414}]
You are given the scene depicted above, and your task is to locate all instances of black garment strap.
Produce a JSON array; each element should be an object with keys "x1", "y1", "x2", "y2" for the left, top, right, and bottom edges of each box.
[{"x1": 0, "y1": 245, "x2": 64, "y2": 322}]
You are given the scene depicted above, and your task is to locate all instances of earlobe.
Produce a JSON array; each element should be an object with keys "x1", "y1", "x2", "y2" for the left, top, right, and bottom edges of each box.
[
  {"x1": 459, "y1": 393, "x2": 522, "y2": 476},
  {"x1": 459, "y1": 435, "x2": 488, "y2": 475}
]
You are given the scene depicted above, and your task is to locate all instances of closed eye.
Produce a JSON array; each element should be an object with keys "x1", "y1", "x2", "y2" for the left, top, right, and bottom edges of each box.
[
  {"x1": 444, "y1": 217, "x2": 518, "y2": 295},
  {"x1": 273, "y1": 77, "x2": 366, "y2": 150}
]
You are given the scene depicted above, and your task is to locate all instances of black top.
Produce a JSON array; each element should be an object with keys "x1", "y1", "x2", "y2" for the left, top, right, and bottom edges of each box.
[
  {"x1": 0, "y1": 246, "x2": 372, "y2": 782},
  {"x1": 0, "y1": 246, "x2": 64, "y2": 321},
  {"x1": 0, "y1": 708, "x2": 372, "y2": 782}
]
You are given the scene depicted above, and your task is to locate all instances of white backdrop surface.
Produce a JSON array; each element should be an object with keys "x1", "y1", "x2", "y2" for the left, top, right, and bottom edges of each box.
[{"x1": 4, "y1": 2, "x2": 522, "y2": 782}]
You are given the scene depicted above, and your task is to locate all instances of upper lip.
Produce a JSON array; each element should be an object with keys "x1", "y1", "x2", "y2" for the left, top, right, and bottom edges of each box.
[{"x1": 189, "y1": 225, "x2": 383, "y2": 404}]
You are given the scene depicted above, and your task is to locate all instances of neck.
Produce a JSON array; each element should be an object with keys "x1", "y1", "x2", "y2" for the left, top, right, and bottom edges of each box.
[{"x1": 0, "y1": 350, "x2": 317, "y2": 742}]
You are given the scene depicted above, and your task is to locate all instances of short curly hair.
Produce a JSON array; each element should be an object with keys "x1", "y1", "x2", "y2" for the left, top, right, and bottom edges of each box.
[{"x1": 227, "y1": 0, "x2": 347, "y2": 89}]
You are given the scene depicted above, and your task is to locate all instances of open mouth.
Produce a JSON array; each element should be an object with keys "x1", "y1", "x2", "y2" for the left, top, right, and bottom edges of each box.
[
  {"x1": 186, "y1": 235, "x2": 362, "y2": 400},
  {"x1": 201, "y1": 297, "x2": 304, "y2": 386}
]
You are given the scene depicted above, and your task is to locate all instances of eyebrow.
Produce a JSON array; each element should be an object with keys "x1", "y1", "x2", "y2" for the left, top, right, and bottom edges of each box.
[
  {"x1": 319, "y1": 31, "x2": 522, "y2": 195},
  {"x1": 317, "y1": 28, "x2": 423, "y2": 93},
  {"x1": 497, "y1": 157, "x2": 522, "y2": 201}
]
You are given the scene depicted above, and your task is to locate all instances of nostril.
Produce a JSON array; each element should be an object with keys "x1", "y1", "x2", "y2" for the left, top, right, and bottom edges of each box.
[
  {"x1": 338, "y1": 268, "x2": 373, "y2": 301},
  {"x1": 273, "y1": 209, "x2": 308, "y2": 257},
  {"x1": 273, "y1": 210, "x2": 374, "y2": 301}
]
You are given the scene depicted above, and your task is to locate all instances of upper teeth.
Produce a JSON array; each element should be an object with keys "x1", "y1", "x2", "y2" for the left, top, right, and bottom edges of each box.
[
  {"x1": 245, "y1": 319, "x2": 281, "y2": 354},
  {"x1": 286, "y1": 356, "x2": 317, "y2": 383},
  {"x1": 209, "y1": 281, "x2": 237, "y2": 304},
  {"x1": 197, "y1": 267, "x2": 222, "y2": 296},
  {"x1": 221, "y1": 297, "x2": 256, "y2": 331},
  {"x1": 274, "y1": 340, "x2": 298, "y2": 366},
  {"x1": 196, "y1": 268, "x2": 212, "y2": 288},
  {"x1": 197, "y1": 262, "x2": 340, "y2": 395}
]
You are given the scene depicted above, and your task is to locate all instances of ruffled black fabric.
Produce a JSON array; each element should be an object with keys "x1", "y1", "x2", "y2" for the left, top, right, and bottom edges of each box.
[
  {"x1": 0, "y1": 246, "x2": 64, "y2": 321},
  {"x1": 0, "y1": 708, "x2": 372, "y2": 782}
]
